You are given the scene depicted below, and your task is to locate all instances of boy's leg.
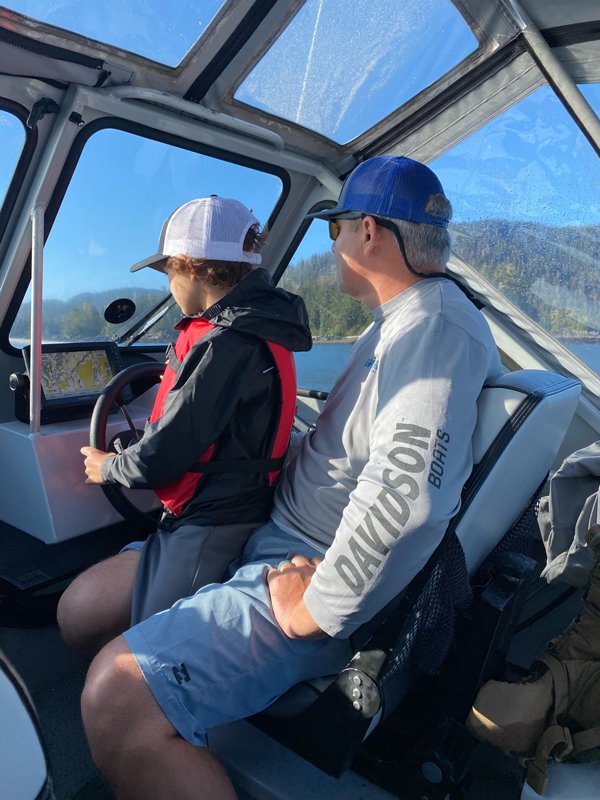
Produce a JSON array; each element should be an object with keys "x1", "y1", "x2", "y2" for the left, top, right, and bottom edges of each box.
[
  {"x1": 57, "y1": 550, "x2": 140, "y2": 656},
  {"x1": 131, "y1": 521, "x2": 257, "y2": 625}
]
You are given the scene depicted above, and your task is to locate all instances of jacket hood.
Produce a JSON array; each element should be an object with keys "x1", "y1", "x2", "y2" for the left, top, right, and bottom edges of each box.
[{"x1": 199, "y1": 268, "x2": 312, "y2": 352}]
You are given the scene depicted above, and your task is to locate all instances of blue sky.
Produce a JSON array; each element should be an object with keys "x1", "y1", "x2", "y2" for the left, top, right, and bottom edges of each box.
[
  {"x1": 4, "y1": 0, "x2": 225, "y2": 66},
  {"x1": 432, "y1": 84, "x2": 600, "y2": 228}
]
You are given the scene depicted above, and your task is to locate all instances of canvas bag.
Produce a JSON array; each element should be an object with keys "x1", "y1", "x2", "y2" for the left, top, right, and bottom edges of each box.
[{"x1": 466, "y1": 524, "x2": 600, "y2": 795}]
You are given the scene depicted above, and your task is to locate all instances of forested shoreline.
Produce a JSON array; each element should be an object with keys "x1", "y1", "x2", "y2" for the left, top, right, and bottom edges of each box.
[{"x1": 11, "y1": 220, "x2": 600, "y2": 344}]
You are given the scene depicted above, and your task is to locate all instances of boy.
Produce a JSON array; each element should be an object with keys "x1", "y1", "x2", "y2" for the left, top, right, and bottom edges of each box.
[{"x1": 58, "y1": 196, "x2": 311, "y2": 647}]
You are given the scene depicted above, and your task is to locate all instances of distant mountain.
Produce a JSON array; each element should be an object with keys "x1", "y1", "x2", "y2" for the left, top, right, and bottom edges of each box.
[
  {"x1": 281, "y1": 252, "x2": 370, "y2": 339},
  {"x1": 451, "y1": 220, "x2": 600, "y2": 337},
  {"x1": 11, "y1": 287, "x2": 168, "y2": 341}
]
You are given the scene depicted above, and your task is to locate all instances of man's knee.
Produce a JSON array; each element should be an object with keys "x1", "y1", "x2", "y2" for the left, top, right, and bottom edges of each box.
[{"x1": 82, "y1": 637, "x2": 175, "y2": 767}]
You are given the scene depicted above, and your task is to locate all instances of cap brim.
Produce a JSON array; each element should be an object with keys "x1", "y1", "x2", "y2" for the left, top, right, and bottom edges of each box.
[
  {"x1": 304, "y1": 205, "x2": 349, "y2": 221},
  {"x1": 130, "y1": 254, "x2": 168, "y2": 273}
]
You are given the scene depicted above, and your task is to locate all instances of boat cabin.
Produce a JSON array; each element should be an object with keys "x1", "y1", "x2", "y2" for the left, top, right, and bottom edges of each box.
[{"x1": 0, "y1": 1, "x2": 599, "y2": 798}]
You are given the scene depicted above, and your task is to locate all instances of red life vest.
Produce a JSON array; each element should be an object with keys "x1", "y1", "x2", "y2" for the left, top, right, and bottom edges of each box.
[{"x1": 149, "y1": 318, "x2": 296, "y2": 517}]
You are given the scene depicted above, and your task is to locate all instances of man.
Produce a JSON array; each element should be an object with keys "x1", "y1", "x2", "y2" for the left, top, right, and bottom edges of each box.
[{"x1": 80, "y1": 156, "x2": 504, "y2": 799}]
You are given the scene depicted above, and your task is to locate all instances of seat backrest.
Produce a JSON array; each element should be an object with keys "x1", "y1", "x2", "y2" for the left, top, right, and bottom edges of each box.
[
  {"x1": 455, "y1": 370, "x2": 581, "y2": 575},
  {"x1": 351, "y1": 369, "x2": 581, "y2": 664}
]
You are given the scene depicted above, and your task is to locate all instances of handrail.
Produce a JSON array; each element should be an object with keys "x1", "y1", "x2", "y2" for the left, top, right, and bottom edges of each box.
[
  {"x1": 29, "y1": 204, "x2": 44, "y2": 433},
  {"x1": 109, "y1": 86, "x2": 285, "y2": 151}
]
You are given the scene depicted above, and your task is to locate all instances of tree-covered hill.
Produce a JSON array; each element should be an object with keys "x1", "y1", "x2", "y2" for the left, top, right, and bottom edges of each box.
[
  {"x1": 280, "y1": 253, "x2": 370, "y2": 339},
  {"x1": 283, "y1": 220, "x2": 600, "y2": 342},
  {"x1": 451, "y1": 220, "x2": 600, "y2": 338},
  {"x1": 11, "y1": 220, "x2": 600, "y2": 344},
  {"x1": 11, "y1": 287, "x2": 174, "y2": 342}
]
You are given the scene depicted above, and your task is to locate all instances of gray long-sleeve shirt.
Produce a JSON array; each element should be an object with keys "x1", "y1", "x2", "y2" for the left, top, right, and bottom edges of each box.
[{"x1": 272, "y1": 278, "x2": 504, "y2": 638}]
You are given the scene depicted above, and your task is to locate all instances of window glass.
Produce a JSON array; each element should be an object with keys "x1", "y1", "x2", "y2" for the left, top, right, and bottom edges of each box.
[
  {"x1": 236, "y1": 0, "x2": 477, "y2": 143},
  {"x1": 431, "y1": 85, "x2": 600, "y2": 376},
  {"x1": 580, "y1": 82, "x2": 600, "y2": 113},
  {"x1": 280, "y1": 220, "x2": 369, "y2": 391},
  {"x1": 4, "y1": 0, "x2": 225, "y2": 66},
  {"x1": 0, "y1": 109, "x2": 25, "y2": 209},
  {"x1": 10, "y1": 129, "x2": 282, "y2": 346}
]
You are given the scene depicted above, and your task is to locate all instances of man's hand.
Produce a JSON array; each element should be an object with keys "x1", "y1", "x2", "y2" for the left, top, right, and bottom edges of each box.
[
  {"x1": 267, "y1": 555, "x2": 326, "y2": 640},
  {"x1": 80, "y1": 446, "x2": 114, "y2": 484}
]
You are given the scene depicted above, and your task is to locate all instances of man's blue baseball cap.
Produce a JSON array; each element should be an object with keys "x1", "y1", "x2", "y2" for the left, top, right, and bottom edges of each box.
[{"x1": 307, "y1": 155, "x2": 449, "y2": 228}]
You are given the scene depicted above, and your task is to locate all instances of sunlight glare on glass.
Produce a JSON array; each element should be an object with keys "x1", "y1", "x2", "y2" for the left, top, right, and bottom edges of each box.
[
  {"x1": 235, "y1": 0, "x2": 477, "y2": 142},
  {"x1": 0, "y1": 110, "x2": 24, "y2": 208},
  {"x1": 4, "y1": 0, "x2": 226, "y2": 65}
]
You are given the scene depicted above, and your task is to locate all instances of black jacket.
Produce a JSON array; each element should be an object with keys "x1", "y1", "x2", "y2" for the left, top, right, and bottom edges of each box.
[{"x1": 102, "y1": 268, "x2": 311, "y2": 527}]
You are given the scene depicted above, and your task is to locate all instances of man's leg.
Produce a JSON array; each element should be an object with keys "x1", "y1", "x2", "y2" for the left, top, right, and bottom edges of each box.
[
  {"x1": 80, "y1": 522, "x2": 352, "y2": 797},
  {"x1": 57, "y1": 550, "x2": 140, "y2": 656},
  {"x1": 82, "y1": 636, "x2": 236, "y2": 800}
]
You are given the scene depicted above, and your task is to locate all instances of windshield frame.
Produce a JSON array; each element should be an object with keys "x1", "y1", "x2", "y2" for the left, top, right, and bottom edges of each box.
[
  {"x1": 0, "y1": 114, "x2": 291, "y2": 355},
  {"x1": 0, "y1": 97, "x2": 37, "y2": 249}
]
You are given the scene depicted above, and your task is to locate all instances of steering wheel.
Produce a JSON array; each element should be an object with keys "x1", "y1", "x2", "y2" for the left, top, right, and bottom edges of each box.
[{"x1": 89, "y1": 361, "x2": 164, "y2": 528}]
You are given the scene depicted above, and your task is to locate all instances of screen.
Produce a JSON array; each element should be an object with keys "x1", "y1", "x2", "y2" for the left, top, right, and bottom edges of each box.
[{"x1": 40, "y1": 349, "x2": 115, "y2": 400}]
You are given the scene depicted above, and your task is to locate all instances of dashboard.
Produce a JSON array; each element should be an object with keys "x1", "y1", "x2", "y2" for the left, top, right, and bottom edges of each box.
[{"x1": 14, "y1": 342, "x2": 125, "y2": 424}]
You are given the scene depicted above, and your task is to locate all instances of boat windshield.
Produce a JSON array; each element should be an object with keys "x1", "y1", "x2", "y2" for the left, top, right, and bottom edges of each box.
[
  {"x1": 9, "y1": 128, "x2": 283, "y2": 346},
  {"x1": 432, "y1": 84, "x2": 600, "y2": 375},
  {"x1": 2, "y1": 0, "x2": 226, "y2": 66}
]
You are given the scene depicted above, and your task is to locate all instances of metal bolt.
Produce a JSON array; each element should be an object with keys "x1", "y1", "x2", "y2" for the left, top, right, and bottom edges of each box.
[{"x1": 421, "y1": 761, "x2": 443, "y2": 784}]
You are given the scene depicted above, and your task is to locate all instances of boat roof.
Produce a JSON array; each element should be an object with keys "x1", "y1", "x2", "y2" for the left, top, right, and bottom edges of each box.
[{"x1": 1, "y1": 0, "x2": 598, "y2": 171}]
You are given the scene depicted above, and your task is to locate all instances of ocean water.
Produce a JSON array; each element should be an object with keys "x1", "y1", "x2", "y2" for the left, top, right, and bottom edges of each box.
[{"x1": 295, "y1": 342, "x2": 354, "y2": 392}]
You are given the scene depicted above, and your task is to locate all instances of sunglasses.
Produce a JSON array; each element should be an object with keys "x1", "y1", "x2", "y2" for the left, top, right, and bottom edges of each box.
[{"x1": 328, "y1": 214, "x2": 401, "y2": 244}]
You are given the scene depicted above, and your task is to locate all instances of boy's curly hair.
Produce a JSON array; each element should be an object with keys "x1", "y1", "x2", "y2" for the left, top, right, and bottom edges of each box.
[{"x1": 166, "y1": 224, "x2": 264, "y2": 290}]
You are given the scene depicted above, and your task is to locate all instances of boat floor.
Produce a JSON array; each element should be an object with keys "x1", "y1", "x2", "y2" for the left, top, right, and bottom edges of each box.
[{"x1": 1, "y1": 522, "x2": 599, "y2": 800}]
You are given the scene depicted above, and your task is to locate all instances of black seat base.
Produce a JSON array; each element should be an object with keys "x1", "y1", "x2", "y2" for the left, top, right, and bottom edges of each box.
[{"x1": 356, "y1": 718, "x2": 525, "y2": 800}]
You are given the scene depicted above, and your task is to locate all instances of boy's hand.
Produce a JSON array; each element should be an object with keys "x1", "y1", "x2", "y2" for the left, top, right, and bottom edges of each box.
[{"x1": 80, "y1": 446, "x2": 113, "y2": 484}]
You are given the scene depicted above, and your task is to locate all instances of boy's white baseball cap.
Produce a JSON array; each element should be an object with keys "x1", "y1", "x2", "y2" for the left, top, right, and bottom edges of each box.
[{"x1": 130, "y1": 196, "x2": 262, "y2": 272}]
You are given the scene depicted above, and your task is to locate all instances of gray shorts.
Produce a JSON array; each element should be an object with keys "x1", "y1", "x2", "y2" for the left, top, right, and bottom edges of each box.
[
  {"x1": 123, "y1": 521, "x2": 259, "y2": 625},
  {"x1": 122, "y1": 520, "x2": 352, "y2": 747}
]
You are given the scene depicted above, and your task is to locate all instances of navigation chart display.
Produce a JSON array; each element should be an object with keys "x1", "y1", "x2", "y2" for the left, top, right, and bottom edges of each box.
[
  {"x1": 40, "y1": 349, "x2": 114, "y2": 400},
  {"x1": 18, "y1": 342, "x2": 124, "y2": 423}
]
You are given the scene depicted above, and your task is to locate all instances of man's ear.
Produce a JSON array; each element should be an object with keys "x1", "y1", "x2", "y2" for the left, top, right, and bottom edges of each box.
[{"x1": 362, "y1": 215, "x2": 378, "y2": 252}]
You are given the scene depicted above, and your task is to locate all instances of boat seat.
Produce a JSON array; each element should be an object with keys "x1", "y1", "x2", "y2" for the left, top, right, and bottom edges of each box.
[
  {"x1": 0, "y1": 650, "x2": 51, "y2": 800},
  {"x1": 252, "y1": 369, "x2": 581, "y2": 778}
]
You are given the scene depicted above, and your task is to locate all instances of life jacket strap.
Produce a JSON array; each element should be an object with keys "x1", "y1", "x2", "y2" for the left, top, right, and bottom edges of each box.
[{"x1": 190, "y1": 457, "x2": 285, "y2": 474}]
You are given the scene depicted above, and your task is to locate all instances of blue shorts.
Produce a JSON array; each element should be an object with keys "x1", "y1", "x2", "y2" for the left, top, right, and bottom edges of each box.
[{"x1": 123, "y1": 520, "x2": 352, "y2": 747}]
